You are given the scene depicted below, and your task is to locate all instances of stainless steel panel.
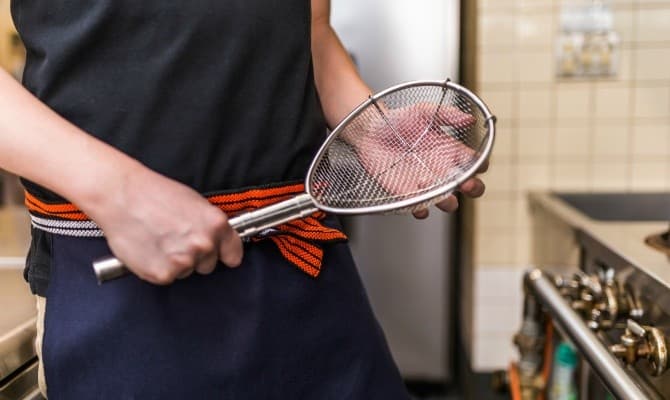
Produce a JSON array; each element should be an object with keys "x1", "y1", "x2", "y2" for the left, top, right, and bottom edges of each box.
[
  {"x1": 0, "y1": 207, "x2": 35, "y2": 382},
  {"x1": 0, "y1": 360, "x2": 42, "y2": 400},
  {"x1": 331, "y1": 0, "x2": 460, "y2": 380},
  {"x1": 0, "y1": 270, "x2": 36, "y2": 383}
]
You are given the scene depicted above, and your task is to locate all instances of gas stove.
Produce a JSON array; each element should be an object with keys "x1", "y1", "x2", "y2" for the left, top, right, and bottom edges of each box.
[{"x1": 498, "y1": 192, "x2": 670, "y2": 400}]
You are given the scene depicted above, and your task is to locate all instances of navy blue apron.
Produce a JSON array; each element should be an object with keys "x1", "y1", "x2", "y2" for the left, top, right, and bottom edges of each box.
[{"x1": 41, "y1": 222, "x2": 410, "y2": 399}]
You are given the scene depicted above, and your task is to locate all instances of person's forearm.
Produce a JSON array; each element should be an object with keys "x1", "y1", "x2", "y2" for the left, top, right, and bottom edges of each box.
[
  {"x1": 0, "y1": 70, "x2": 244, "y2": 284},
  {"x1": 0, "y1": 69, "x2": 144, "y2": 214},
  {"x1": 311, "y1": 11, "x2": 370, "y2": 129}
]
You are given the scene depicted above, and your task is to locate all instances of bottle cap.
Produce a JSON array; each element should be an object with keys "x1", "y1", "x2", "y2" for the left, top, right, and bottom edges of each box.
[{"x1": 556, "y1": 341, "x2": 578, "y2": 367}]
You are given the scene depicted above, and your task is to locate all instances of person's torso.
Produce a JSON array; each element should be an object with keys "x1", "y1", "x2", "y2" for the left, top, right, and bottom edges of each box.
[{"x1": 12, "y1": 0, "x2": 325, "y2": 201}]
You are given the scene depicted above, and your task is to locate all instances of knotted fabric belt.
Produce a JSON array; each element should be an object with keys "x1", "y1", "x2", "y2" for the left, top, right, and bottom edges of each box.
[{"x1": 24, "y1": 183, "x2": 348, "y2": 277}]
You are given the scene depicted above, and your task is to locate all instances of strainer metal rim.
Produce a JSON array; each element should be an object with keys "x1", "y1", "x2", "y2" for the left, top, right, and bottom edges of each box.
[{"x1": 305, "y1": 79, "x2": 497, "y2": 215}]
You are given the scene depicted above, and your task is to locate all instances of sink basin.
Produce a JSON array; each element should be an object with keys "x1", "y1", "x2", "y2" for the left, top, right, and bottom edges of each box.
[{"x1": 554, "y1": 192, "x2": 670, "y2": 221}]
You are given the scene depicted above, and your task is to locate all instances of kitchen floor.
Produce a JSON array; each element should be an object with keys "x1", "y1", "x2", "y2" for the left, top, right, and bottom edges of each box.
[{"x1": 406, "y1": 373, "x2": 511, "y2": 400}]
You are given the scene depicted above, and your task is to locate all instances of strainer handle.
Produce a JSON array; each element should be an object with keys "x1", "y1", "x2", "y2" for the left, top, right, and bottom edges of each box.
[
  {"x1": 229, "y1": 193, "x2": 316, "y2": 237},
  {"x1": 92, "y1": 193, "x2": 317, "y2": 283}
]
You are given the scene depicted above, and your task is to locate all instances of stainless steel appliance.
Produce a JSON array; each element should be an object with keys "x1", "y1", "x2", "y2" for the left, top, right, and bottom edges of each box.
[
  {"x1": 499, "y1": 192, "x2": 670, "y2": 399},
  {"x1": 330, "y1": 0, "x2": 461, "y2": 381}
]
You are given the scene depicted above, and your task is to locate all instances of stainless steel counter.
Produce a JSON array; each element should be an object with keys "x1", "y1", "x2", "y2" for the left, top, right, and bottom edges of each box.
[{"x1": 0, "y1": 206, "x2": 35, "y2": 382}]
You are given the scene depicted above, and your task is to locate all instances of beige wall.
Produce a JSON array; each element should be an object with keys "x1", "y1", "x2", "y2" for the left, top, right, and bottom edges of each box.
[
  {"x1": 471, "y1": 0, "x2": 670, "y2": 370},
  {"x1": 0, "y1": 0, "x2": 23, "y2": 75},
  {"x1": 0, "y1": 0, "x2": 10, "y2": 69},
  {"x1": 0, "y1": 0, "x2": 24, "y2": 205}
]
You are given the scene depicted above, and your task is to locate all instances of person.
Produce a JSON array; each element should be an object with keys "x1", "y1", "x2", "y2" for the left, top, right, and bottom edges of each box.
[{"x1": 0, "y1": 1, "x2": 487, "y2": 398}]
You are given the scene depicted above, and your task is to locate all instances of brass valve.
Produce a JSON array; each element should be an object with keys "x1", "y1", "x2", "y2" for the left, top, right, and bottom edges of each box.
[
  {"x1": 554, "y1": 270, "x2": 644, "y2": 331},
  {"x1": 610, "y1": 319, "x2": 668, "y2": 377}
]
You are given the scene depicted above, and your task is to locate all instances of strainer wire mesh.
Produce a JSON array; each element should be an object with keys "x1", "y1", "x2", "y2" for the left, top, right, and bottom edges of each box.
[{"x1": 308, "y1": 81, "x2": 493, "y2": 214}]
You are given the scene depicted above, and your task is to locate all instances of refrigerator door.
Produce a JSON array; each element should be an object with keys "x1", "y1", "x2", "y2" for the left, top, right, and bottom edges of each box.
[
  {"x1": 331, "y1": 0, "x2": 460, "y2": 91},
  {"x1": 331, "y1": 0, "x2": 460, "y2": 381}
]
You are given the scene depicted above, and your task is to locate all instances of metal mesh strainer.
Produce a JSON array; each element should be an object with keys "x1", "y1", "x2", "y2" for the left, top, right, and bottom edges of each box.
[
  {"x1": 93, "y1": 79, "x2": 496, "y2": 282},
  {"x1": 308, "y1": 80, "x2": 493, "y2": 214}
]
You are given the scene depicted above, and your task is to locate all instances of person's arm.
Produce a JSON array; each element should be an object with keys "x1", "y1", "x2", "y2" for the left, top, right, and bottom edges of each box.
[
  {"x1": 310, "y1": 0, "x2": 369, "y2": 129},
  {"x1": 310, "y1": 0, "x2": 486, "y2": 216},
  {"x1": 0, "y1": 69, "x2": 242, "y2": 284}
]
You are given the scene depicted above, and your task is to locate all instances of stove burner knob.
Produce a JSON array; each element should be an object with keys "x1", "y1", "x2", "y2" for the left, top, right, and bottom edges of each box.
[
  {"x1": 610, "y1": 320, "x2": 668, "y2": 377},
  {"x1": 646, "y1": 325, "x2": 668, "y2": 377}
]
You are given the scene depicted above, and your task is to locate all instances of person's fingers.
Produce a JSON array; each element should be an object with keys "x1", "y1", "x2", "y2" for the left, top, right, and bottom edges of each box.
[
  {"x1": 215, "y1": 216, "x2": 243, "y2": 268},
  {"x1": 177, "y1": 268, "x2": 195, "y2": 279},
  {"x1": 435, "y1": 195, "x2": 459, "y2": 213},
  {"x1": 418, "y1": 103, "x2": 476, "y2": 129},
  {"x1": 478, "y1": 159, "x2": 490, "y2": 173},
  {"x1": 194, "y1": 250, "x2": 219, "y2": 275},
  {"x1": 412, "y1": 207, "x2": 429, "y2": 219},
  {"x1": 459, "y1": 177, "x2": 486, "y2": 198},
  {"x1": 159, "y1": 252, "x2": 197, "y2": 283},
  {"x1": 183, "y1": 233, "x2": 218, "y2": 275}
]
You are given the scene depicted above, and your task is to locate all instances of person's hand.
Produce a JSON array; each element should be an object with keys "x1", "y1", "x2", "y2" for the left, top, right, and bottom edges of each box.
[
  {"x1": 412, "y1": 161, "x2": 488, "y2": 219},
  {"x1": 345, "y1": 103, "x2": 487, "y2": 218},
  {"x1": 85, "y1": 166, "x2": 243, "y2": 285}
]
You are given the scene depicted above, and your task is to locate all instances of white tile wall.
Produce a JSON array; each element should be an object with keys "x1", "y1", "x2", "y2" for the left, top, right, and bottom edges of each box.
[
  {"x1": 594, "y1": 83, "x2": 632, "y2": 119},
  {"x1": 554, "y1": 126, "x2": 591, "y2": 160},
  {"x1": 483, "y1": 160, "x2": 515, "y2": 193},
  {"x1": 480, "y1": 89, "x2": 516, "y2": 123},
  {"x1": 634, "y1": 8, "x2": 670, "y2": 42},
  {"x1": 519, "y1": 88, "x2": 553, "y2": 120},
  {"x1": 475, "y1": 230, "x2": 516, "y2": 265},
  {"x1": 476, "y1": 197, "x2": 516, "y2": 230},
  {"x1": 630, "y1": 161, "x2": 669, "y2": 190},
  {"x1": 592, "y1": 124, "x2": 630, "y2": 159},
  {"x1": 518, "y1": 11, "x2": 554, "y2": 47},
  {"x1": 553, "y1": 161, "x2": 592, "y2": 190},
  {"x1": 556, "y1": 85, "x2": 592, "y2": 119},
  {"x1": 472, "y1": 267, "x2": 525, "y2": 371},
  {"x1": 633, "y1": 86, "x2": 670, "y2": 118},
  {"x1": 518, "y1": 51, "x2": 554, "y2": 83},
  {"x1": 592, "y1": 162, "x2": 630, "y2": 190},
  {"x1": 517, "y1": 125, "x2": 552, "y2": 160},
  {"x1": 516, "y1": 161, "x2": 551, "y2": 191},
  {"x1": 479, "y1": 14, "x2": 518, "y2": 48},
  {"x1": 613, "y1": 8, "x2": 635, "y2": 43},
  {"x1": 470, "y1": 0, "x2": 670, "y2": 372},
  {"x1": 634, "y1": 48, "x2": 670, "y2": 81},
  {"x1": 491, "y1": 124, "x2": 516, "y2": 160},
  {"x1": 632, "y1": 123, "x2": 670, "y2": 156}
]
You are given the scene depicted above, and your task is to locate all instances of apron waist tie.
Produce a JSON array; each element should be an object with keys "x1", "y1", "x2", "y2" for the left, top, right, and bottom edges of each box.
[{"x1": 24, "y1": 183, "x2": 347, "y2": 278}]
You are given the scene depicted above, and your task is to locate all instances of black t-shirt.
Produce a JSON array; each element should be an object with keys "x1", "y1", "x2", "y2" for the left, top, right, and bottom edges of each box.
[{"x1": 12, "y1": 0, "x2": 326, "y2": 202}]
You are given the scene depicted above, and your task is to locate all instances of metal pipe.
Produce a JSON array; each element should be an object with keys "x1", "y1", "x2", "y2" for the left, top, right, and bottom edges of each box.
[{"x1": 524, "y1": 269, "x2": 651, "y2": 400}]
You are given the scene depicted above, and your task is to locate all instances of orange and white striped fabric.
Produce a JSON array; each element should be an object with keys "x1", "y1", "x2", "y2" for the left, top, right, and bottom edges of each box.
[{"x1": 25, "y1": 183, "x2": 347, "y2": 277}]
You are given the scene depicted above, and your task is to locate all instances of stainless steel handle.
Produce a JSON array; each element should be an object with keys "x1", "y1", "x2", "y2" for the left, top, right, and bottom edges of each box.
[
  {"x1": 92, "y1": 194, "x2": 316, "y2": 284},
  {"x1": 524, "y1": 269, "x2": 652, "y2": 400},
  {"x1": 229, "y1": 193, "x2": 316, "y2": 237}
]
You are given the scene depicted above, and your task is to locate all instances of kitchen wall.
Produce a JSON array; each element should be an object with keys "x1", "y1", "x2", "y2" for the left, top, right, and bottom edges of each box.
[
  {"x1": 0, "y1": 0, "x2": 22, "y2": 75},
  {"x1": 470, "y1": 0, "x2": 670, "y2": 371},
  {"x1": 0, "y1": 0, "x2": 10, "y2": 68},
  {"x1": 0, "y1": 0, "x2": 26, "y2": 206}
]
